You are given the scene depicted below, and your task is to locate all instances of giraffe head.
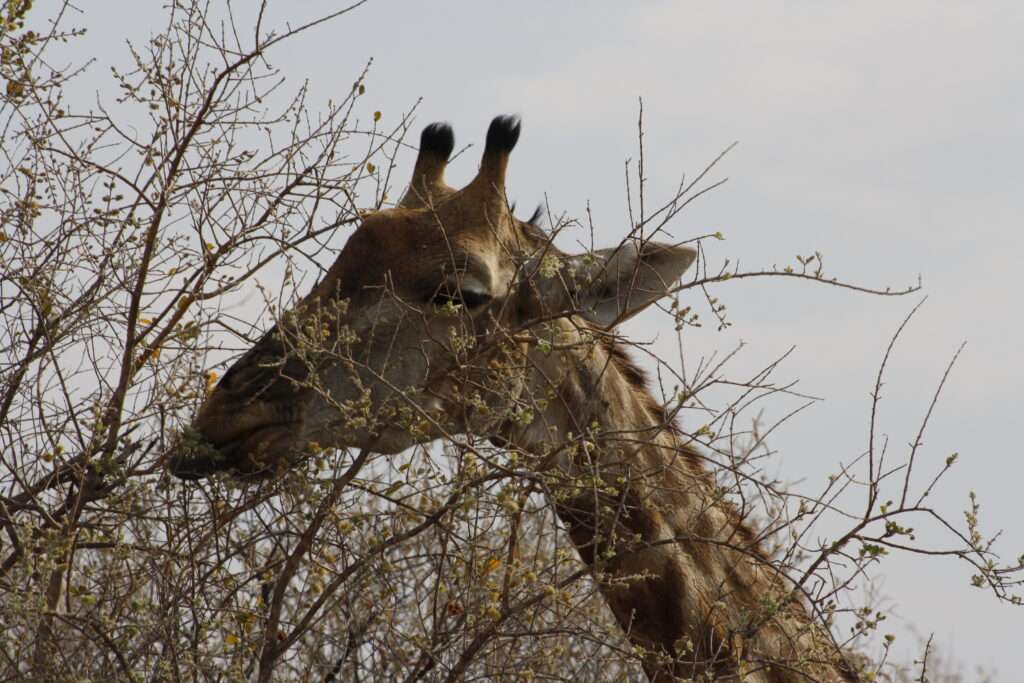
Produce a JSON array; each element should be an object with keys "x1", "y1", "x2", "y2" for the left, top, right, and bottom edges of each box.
[{"x1": 169, "y1": 115, "x2": 698, "y2": 479}]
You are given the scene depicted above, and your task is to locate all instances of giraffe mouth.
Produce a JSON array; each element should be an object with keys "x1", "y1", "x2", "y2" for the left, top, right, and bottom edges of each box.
[{"x1": 169, "y1": 422, "x2": 300, "y2": 480}]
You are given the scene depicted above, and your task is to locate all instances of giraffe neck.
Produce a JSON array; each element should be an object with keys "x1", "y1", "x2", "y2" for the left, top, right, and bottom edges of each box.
[{"x1": 509, "y1": 321, "x2": 855, "y2": 682}]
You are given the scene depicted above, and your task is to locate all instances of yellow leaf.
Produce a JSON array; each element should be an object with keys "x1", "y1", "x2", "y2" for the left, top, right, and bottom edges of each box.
[
  {"x1": 225, "y1": 633, "x2": 239, "y2": 645},
  {"x1": 481, "y1": 557, "x2": 501, "y2": 576},
  {"x1": 205, "y1": 371, "x2": 218, "y2": 394},
  {"x1": 366, "y1": 162, "x2": 375, "y2": 173},
  {"x1": 373, "y1": 111, "x2": 381, "y2": 122}
]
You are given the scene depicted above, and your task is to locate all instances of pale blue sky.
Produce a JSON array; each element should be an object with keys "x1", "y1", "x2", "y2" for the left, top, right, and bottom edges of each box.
[{"x1": 61, "y1": 1, "x2": 1023, "y2": 677}]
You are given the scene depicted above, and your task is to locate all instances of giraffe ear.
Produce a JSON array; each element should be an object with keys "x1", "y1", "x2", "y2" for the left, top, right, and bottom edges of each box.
[{"x1": 536, "y1": 241, "x2": 697, "y2": 328}]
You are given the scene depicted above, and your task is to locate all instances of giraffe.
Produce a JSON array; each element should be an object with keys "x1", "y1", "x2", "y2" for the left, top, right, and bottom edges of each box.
[{"x1": 170, "y1": 115, "x2": 859, "y2": 682}]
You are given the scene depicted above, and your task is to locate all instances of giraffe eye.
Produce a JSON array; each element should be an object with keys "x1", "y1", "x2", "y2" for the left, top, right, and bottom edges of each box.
[{"x1": 430, "y1": 288, "x2": 492, "y2": 309}]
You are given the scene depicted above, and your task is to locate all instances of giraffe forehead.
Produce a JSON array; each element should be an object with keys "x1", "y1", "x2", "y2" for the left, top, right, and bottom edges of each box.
[{"x1": 329, "y1": 210, "x2": 508, "y2": 296}]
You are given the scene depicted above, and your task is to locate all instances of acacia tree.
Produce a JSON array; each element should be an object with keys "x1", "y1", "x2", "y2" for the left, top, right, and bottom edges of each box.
[{"x1": 0, "y1": 2, "x2": 1020, "y2": 682}]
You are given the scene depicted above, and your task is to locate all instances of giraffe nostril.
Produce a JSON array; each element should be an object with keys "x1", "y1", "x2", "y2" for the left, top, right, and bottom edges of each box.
[
  {"x1": 218, "y1": 363, "x2": 271, "y2": 396},
  {"x1": 214, "y1": 327, "x2": 310, "y2": 399},
  {"x1": 217, "y1": 358, "x2": 309, "y2": 403}
]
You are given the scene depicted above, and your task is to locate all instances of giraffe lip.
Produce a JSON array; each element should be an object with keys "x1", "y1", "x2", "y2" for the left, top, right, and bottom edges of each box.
[{"x1": 171, "y1": 422, "x2": 301, "y2": 480}]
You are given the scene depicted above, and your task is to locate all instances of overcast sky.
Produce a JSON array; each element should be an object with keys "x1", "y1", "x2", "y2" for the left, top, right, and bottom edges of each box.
[{"x1": 64, "y1": 2, "x2": 1023, "y2": 677}]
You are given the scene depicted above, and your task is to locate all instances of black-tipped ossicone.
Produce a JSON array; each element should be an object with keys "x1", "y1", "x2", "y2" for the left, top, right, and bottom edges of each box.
[
  {"x1": 420, "y1": 122, "x2": 455, "y2": 160},
  {"x1": 484, "y1": 114, "x2": 521, "y2": 156}
]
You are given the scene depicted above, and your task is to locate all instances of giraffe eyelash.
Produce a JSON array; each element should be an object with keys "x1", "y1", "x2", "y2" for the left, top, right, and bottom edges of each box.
[{"x1": 429, "y1": 288, "x2": 492, "y2": 309}]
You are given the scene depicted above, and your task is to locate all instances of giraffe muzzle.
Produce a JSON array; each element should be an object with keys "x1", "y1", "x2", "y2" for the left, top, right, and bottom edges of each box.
[{"x1": 169, "y1": 420, "x2": 302, "y2": 480}]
